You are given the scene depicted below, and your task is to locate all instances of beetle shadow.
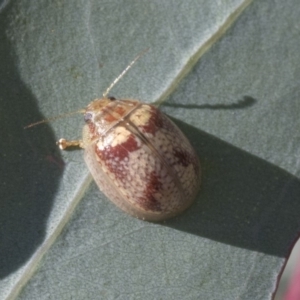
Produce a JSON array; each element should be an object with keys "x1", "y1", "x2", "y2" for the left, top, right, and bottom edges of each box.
[
  {"x1": 164, "y1": 118, "x2": 300, "y2": 258},
  {"x1": 162, "y1": 95, "x2": 257, "y2": 110},
  {"x1": 0, "y1": 4, "x2": 63, "y2": 278}
]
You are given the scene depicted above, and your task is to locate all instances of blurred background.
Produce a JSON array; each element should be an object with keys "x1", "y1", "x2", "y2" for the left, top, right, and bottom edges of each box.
[{"x1": 276, "y1": 240, "x2": 300, "y2": 300}]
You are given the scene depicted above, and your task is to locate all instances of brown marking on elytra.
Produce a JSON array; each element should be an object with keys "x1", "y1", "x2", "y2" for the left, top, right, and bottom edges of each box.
[
  {"x1": 95, "y1": 132, "x2": 140, "y2": 179},
  {"x1": 141, "y1": 171, "x2": 163, "y2": 211},
  {"x1": 140, "y1": 106, "x2": 164, "y2": 135},
  {"x1": 173, "y1": 149, "x2": 191, "y2": 167},
  {"x1": 139, "y1": 194, "x2": 162, "y2": 212}
]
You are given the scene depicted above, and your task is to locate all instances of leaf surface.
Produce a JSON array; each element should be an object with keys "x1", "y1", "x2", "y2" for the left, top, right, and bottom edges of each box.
[{"x1": 0, "y1": 0, "x2": 299, "y2": 299}]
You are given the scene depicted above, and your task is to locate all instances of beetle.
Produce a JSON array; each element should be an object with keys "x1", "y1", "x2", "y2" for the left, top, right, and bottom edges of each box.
[{"x1": 28, "y1": 50, "x2": 200, "y2": 221}]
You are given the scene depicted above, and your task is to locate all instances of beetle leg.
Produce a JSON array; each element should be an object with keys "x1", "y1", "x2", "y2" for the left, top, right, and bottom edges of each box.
[{"x1": 57, "y1": 138, "x2": 85, "y2": 150}]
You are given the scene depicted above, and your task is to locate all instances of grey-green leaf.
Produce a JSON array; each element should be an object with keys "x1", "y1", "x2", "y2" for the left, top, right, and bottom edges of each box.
[{"x1": 1, "y1": 0, "x2": 299, "y2": 299}]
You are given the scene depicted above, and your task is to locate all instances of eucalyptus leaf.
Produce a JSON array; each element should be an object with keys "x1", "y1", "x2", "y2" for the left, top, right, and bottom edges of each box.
[{"x1": 1, "y1": 0, "x2": 299, "y2": 299}]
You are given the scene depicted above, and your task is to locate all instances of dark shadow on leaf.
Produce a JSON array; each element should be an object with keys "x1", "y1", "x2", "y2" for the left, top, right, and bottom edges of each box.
[
  {"x1": 164, "y1": 118, "x2": 300, "y2": 257},
  {"x1": 162, "y1": 96, "x2": 257, "y2": 110},
  {"x1": 0, "y1": 4, "x2": 63, "y2": 278}
]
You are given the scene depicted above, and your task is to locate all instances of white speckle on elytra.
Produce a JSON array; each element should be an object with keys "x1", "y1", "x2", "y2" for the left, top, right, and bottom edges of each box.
[
  {"x1": 129, "y1": 105, "x2": 152, "y2": 126},
  {"x1": 111, "y1": 127, "x2": 131, "y2": 147},
  {"x1": 160, "y1": 167, "x2": 167, "y2": 177}
]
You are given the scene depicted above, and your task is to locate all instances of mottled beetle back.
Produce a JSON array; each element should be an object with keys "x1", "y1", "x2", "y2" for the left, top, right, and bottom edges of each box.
[{"x1": 82, "y1": 98, "x2": 200, "y2": 221}]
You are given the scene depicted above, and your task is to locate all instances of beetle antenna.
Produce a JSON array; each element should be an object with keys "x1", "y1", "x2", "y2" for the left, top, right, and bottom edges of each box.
[
  {"x1": 25, "y1": 49, "x2": 149, "y2": 129},
  {"x1": 24, "y1": 109, "x2": 85, "y2": 129},
  {"x1": 102, "y1": 48, "x2": 149, "y2": 98}
]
